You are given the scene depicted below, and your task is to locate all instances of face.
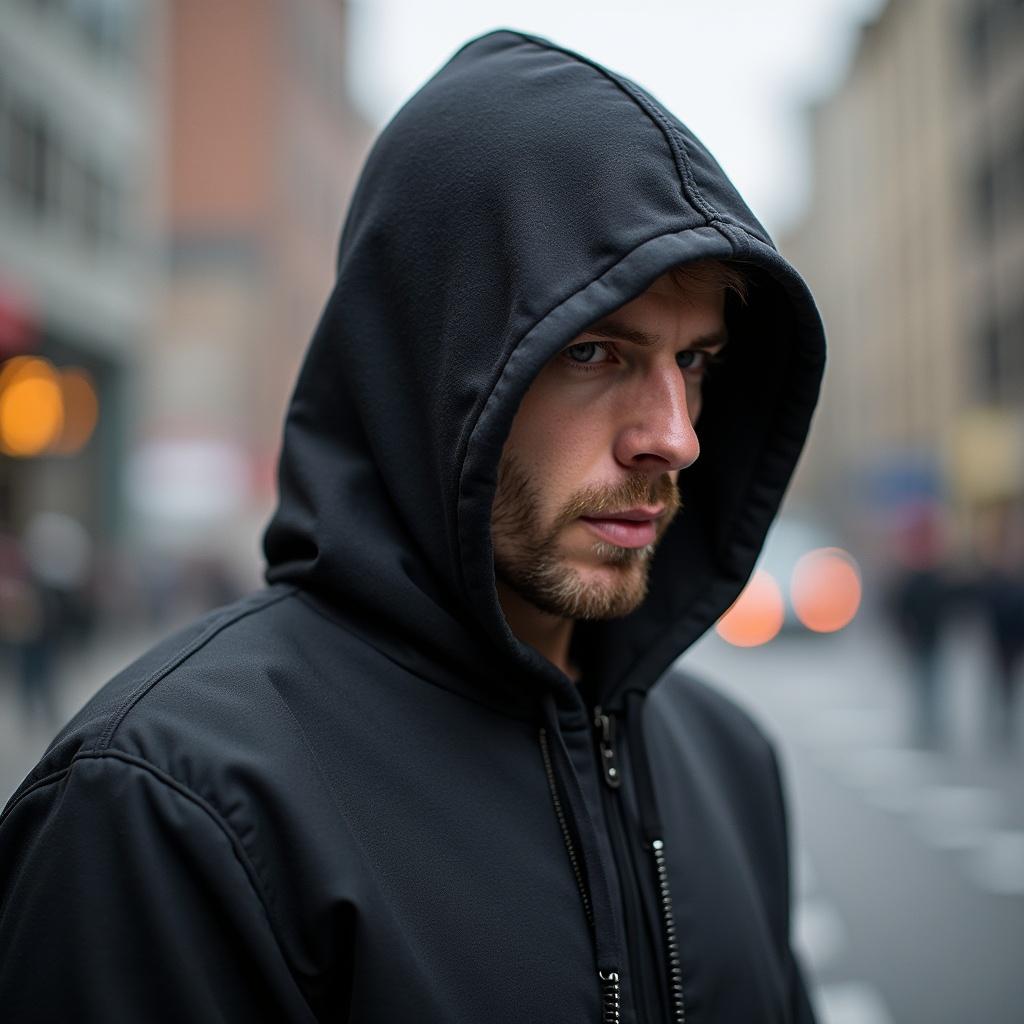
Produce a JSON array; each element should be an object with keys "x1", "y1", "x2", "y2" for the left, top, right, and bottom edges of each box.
[{"x1": 492, "y1": 272, "x2": 729, "y2": 621}]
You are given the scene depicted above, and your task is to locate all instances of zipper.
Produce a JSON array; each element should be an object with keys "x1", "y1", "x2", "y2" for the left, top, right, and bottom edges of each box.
[
  {"x1": 649, "y1": 839, "x2": 685, "y2": 1023},
  {"x1": 539, "y1": 726, "x2": 623, "y2": 1022},
  {"x1": 539, "y1": 726, "x2": 593, "y2": 929},
  {"x1": 596, "y1": 708, "x2": 686, "y2": 1024},
  {"x1": 599, "y1": 969, "x2": 621, "y2": 1022}
]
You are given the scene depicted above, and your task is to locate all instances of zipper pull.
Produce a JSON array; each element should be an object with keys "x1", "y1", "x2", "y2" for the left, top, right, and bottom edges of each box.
[{"x1": 594, "y1": 706, "x2": 622, "y2": 789}]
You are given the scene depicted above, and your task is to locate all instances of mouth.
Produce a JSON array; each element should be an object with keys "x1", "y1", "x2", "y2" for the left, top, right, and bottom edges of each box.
[{"x1": 578, "y1": 507, "x2": 665, "y2": 549}]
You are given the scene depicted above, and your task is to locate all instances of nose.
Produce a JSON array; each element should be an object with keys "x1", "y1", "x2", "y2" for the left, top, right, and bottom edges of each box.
[{"x1": 612, "y1": 365, "x2": 700, "y2": 473}]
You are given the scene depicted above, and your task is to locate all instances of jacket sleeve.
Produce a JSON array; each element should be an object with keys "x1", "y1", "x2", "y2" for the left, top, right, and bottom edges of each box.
[
  {"x1": 765, "y1": 739, "x2": 820, "y2": 1024},
  {"x1": 0, "y1": 750, "x2": 319, "y2": 1023}
]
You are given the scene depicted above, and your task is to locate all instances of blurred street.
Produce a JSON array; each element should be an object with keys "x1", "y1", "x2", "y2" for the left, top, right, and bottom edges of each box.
[{"x1": 687, "y1": 612, "x2": 1024, "y2": 1024}]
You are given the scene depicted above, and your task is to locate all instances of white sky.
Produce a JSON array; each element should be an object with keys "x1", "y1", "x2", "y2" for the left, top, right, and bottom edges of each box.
[{"x1": 346, "y1": 0, "x2": 886, "y2": 237}]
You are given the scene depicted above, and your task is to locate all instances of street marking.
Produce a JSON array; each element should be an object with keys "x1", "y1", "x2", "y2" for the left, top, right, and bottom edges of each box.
[
  {"x1": 813, "y1": 981, "x2": 894, "y2": 1024},
  {"x1": 794, "y1": 897, "x2": 846, "y2": 973}
]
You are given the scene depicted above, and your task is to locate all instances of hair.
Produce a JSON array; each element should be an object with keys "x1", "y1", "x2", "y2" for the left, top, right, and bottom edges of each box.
[{"x1": 663, "y1": 259, "x2": 750, "y2": 305}]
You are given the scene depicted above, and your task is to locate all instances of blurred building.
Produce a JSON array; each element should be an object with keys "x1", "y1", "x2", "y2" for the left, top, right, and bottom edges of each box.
[
  {"x1": 140, "y1": 0, "x2": 374, "y2": 583},
  {"x1": 783, "y1": 0, "x2": 1024, "y2": 554},
  {"x1": 0, "y1": 0, "x2": 161, "y2": 547}
]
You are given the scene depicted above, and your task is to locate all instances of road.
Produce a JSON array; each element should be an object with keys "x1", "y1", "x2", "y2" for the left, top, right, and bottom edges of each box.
[{"x1": 685, "y1": 611, "x2": 1024, "y2": 1024}]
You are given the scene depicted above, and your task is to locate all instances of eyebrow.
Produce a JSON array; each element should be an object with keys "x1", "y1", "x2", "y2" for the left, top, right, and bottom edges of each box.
[{"x1": 580, "y1": 317, "x2": 730, "y2": 351}]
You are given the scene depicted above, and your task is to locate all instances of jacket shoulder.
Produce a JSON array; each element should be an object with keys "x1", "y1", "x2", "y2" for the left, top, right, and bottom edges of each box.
[
  {"x1": 650, "y1": 663, "x2": 780, "y2": 768},
  {"x1": 3, "y1": 585, "x2": 344, "y2": 814}
]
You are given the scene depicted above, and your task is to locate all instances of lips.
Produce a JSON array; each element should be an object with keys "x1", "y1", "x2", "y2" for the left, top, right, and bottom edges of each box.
[{"x1": 579, "y1": 507, "x2": 664, "y2": 549}]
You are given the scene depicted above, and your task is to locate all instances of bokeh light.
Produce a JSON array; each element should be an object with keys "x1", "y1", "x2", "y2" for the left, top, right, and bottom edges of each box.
[
  {"x1": 0, "y1": 357, "x2": 99, "y2": 458},
  {"x1": 790, "y1": 547, "x2": 862, "y2": 633},
  {"x1": 715, "y1": 568, "x2": 785, "y2": 648},
  {"x1": 0, "y1": 357, "x2": 63, "y2": 457},
  {"x1": 53, "y1": 368, "x2": 99, "y2": 456}
]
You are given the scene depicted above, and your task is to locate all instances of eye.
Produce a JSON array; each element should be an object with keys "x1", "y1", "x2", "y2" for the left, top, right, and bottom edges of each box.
[
  {"x1": 562, "y1": 341, "x2": 612, "y2": 366},
  {"x1": 676, "y1": 350, "x2": 708, "y2": 372}
]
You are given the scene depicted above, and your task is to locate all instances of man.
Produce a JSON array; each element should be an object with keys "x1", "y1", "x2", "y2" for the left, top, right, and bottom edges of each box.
[{"x1": 0, "y1": 29, "x2": 825, "y2": 1023}]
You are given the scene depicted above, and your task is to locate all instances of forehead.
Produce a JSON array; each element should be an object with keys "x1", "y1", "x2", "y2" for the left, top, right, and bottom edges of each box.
[{"x1": 579, "y1": 272, "x2": 726, "y2": 345}]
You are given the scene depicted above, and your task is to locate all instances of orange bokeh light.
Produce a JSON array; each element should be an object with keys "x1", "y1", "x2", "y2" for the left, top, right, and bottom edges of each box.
[
  {"x1": 790, "y1": 547, "x2": 861, "y2": 633},
  {"x1": 716, "y1": 568, "x2": 785, "y2": 648},
  {"x1": 53, "y1": 368, "x2": 99, "y2": 455},
  {"x1": 0, "y1": 357, "x2": 63, "y2": 457},
  {"x1": 0, "y1": 355, "x2": 46, "y2": 393},
  {"x1": 0, "y1": 357, "x2": 99, "y2": 457}
]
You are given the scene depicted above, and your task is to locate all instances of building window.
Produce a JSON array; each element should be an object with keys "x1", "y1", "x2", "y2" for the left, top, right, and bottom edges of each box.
[
  {"x1": 1005, "y1": 300, "x2": 1024, "y2": 403},
  {"x1": 972, "y1": 156, "x2": 996, "y2": 236},
  {"x1": 963, "y1": 1, "x2": 991, "y2": 80},
  {"x1": 68, "y1": 0, "x2": 138, "y2": 62},
  {"x1": 978, "y1": 315, "x2": 1001, "y2": 402},
  {"x1": 6, "y1": 98, "x2": 53, "y2": 218}
]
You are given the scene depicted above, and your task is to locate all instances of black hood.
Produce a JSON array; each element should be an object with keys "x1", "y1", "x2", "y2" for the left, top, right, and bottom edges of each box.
[{"x1": 262, "y1": 28, "x2": 825, "y2": 711}]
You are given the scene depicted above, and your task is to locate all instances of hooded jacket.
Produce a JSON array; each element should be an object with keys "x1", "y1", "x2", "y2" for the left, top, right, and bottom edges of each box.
[{"x1": 0, "y1": 29, "x2": 825, "y2": 1024}]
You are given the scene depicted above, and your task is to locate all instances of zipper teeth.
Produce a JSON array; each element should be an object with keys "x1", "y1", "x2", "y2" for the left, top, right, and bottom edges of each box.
[
  {"x1": 651, "y1": 839, "x2": 686, "y2": 1023},
  {"x1": 538, "y1": 726, "x2": 593, "y2": 930},
  {"x1": 598, "y1": 969, "x2": 621, "y2": 1022}
]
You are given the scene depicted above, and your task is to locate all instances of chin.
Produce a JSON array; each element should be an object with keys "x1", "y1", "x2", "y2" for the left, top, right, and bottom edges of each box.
[{"x1": 564, "y1": 558, "x2": 651, "y2": 620}]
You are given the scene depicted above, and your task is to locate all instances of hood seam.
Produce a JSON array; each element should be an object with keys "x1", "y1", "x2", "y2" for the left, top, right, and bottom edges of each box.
[{"x1": 501, "y1": 31, "x2": 713, "y2": 222}]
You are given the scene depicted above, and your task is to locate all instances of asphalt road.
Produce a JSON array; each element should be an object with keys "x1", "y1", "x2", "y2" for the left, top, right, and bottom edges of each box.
[{"x1": 685, "y1": 612, "x2": 1024, "y2": 1024}]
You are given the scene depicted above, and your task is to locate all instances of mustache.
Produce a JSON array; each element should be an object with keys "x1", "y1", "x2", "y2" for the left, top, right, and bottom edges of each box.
[{"x1": 555, "y1": 474, "x2": 681, "y2": 528}]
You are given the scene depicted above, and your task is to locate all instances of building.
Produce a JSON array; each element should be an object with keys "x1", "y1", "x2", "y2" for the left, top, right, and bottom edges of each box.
[
  {"x1": 783, "y1": 0, "x2": 1024, "y2": 553},
  {"x1": 138, "y1": 0, "x2": 374, "y2": 584},
  {"x1": 0, "y1": 0, "x2": 161, "y2": 549}
]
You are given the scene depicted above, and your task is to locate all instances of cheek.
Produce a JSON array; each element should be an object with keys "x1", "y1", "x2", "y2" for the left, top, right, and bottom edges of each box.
[{"x1": 504, "y1": 388, "x2": 613, "y2": 503}]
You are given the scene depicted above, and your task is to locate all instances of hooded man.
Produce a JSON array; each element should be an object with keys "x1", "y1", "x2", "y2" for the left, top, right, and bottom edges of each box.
[{"x1": 0, "y1": 29, "x2": 825, "y2": 1024}]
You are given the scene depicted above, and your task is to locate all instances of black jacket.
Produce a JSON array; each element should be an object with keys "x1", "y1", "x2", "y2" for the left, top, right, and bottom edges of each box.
[{"x1": 0, "y1": 29, "x2": 826, "y2": 1023}]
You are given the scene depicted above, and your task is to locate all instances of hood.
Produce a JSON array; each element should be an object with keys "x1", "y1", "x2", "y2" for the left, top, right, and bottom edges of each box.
[{"x1": 262, "y1": 28, "x2": 826, "y2": 713}]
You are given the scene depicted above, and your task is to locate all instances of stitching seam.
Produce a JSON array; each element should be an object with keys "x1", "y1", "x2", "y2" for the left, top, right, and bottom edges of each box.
[
  {"x1": 6, "y1": 749, "x2": 294, "y2": 978},
  {"x1": 506, "y1": 31, "x2": 721, "y2": 223},
  {"x1": 96, "y1": 586, "x2": 296, "y2": 751}
]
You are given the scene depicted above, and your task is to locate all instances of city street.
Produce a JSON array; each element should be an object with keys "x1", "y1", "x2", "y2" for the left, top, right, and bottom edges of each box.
[
  {"x1": 686, "y1": 613, "x2": 1024, "y2": 1024},
  {"x1": 2, "y1": 610, "x2": 1022, "y2": 1024}
]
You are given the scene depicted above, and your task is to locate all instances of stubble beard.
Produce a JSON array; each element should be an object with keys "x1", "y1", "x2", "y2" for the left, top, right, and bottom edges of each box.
[{"x1": 491, "y1": 452, "x2": 681, "y2": 621}]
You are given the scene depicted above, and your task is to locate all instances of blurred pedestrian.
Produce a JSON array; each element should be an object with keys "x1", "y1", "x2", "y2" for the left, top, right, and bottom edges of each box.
[
  {"x1": 0, "y1": 531, "x2": 60, "y2": 730},
  {"x1": 971, "y1": 502, "x2": 1024, "y2": 751},
  {"x1": 7, "y1": 513, "x2": 96, "y2": 730},
  {"x1": 882, "y1": 501, "x2": 953, "y2": 749}
]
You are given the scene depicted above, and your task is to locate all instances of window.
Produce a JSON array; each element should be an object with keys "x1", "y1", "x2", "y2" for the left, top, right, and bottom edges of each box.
[
  {"x1": 963, "y1": 1, "x2": 991, "y2": 80},
  {"x1": 7, "y1": 98, "x2": 52, "y2": 217},
  {"x1": 977, "y1": 315, "x2": 1001, "y2": 403}
]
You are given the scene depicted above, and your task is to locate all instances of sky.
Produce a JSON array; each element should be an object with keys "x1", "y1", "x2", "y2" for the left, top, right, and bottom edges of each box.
[{"x1": 346, "y1": 0, "x2": 886, "y2": 238}]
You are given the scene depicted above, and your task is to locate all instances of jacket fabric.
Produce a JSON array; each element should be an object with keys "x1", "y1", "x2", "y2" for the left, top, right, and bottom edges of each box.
[{"x1": 0, "y1": 29, "x2": 825, "y2": 1023}]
